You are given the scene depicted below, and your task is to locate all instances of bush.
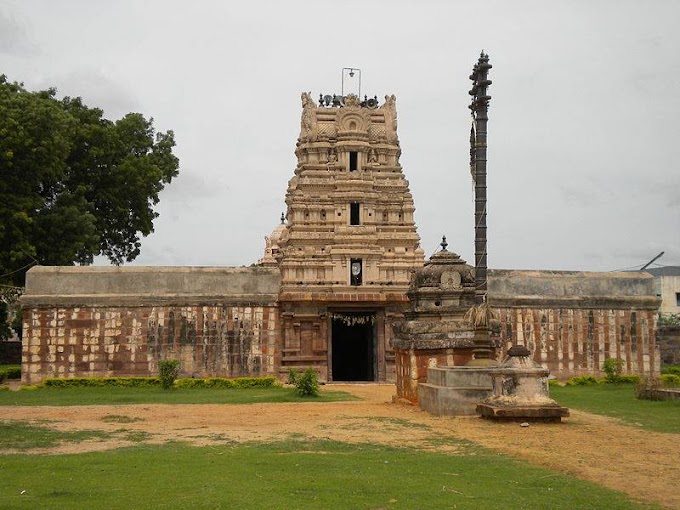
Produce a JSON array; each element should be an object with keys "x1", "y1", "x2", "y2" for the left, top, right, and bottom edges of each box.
[
  {"x1": 42, "y1": 377, "x2": 161, "y2": 388},
  {"x1": 287, "y1": 368, "x2": 299, "y2": 385},
  {"x1": 0, "y1": 365, "x2": 21, "y2": 380},
  {"x1": 158, "y1": 360, "x2": 181, "y2": 390},
  {"x1": 294, "y1": 368, "x2": 320, "y2": 397},
  {"x1": 565, "y1": 375, "x2": 600, "y2": 386},
  {"x1": 661, "y1": 365, "x2": 680, "y2": 376},
  {"x1": 174, "y1": 377, "x2": 276, "y2": 389},
  {"x1": 5, "y1": 366, "x2": 21, "y2": 379},
  {"x1": 658, "y1": 312, "x2": 680, "y2": 327},
  {"x1": 603, "y1": 358, "x2": 624, "y2": 383},
  {"x1": 660, "y1": 374, "x2": 680, "y2": 386},
  {"x1": 635, "y1": 376, "x2": 664, "y2": 401},
  {"x1": 614, "y1": 374, "x2": 642, "y2": 384}
]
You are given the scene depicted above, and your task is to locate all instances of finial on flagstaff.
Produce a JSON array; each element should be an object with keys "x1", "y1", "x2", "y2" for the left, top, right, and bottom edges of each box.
[{"x1": 280, "y1": 212, "x2": 285, "y2": 224}]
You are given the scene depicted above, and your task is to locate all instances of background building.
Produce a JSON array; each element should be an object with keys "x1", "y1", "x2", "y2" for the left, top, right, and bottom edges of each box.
[{"x1": 646, "y1": 266, "x2": 680, "y2": 316}]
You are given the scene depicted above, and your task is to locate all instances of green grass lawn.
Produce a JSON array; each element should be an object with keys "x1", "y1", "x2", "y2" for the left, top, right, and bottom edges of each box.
[
  {"x1": 550, "y1": 384, "x2": 680, "y2": 433},
  {"x1": 0, "y1": 386, "x2": 357, "y2": 406},
  {"x1": 0, "y1": 439, "x2": 659, "y2": 510},
  {"x1": 0, "y1": 421, "x2": 111, "y2": 450}
]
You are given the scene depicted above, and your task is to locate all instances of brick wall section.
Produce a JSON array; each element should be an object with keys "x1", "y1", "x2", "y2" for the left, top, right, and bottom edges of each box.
[{"x1": 22, "y1": 304, "x2": 279, "y2": 384}]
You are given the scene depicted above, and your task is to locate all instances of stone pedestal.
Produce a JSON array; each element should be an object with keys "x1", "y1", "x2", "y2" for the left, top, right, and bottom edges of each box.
[
  {"x1": 476, "y1": 345, "x2": 569, "y2": 422},
  {"x1": 418, "y1": 366, "x2": 493, "y2": 415}
]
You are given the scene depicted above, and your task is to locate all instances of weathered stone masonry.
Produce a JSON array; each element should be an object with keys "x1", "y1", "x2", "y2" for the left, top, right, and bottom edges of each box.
[
  {"x1": 21, "y1": 266, "x2": 280, "y2": 385},
  {"x1": 392, "y1": 267, "x2": 660, "y2": 402},
  {"x1": 490, "y1": 270, "x2": 660, "y2": 378}
]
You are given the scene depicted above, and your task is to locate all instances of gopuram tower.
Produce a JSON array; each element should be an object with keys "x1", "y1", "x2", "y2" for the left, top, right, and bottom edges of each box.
[{"x1": 272, "y1": 90, "x2": 424, "y2": 382}]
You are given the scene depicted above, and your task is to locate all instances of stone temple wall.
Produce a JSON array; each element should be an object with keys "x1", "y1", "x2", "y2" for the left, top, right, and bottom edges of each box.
[
  {"x1": 393, "y1": 269, "x2": 661, "y2": 402},
  {"x1": 21, "y1": 266, "x2": 280, "y2": 384},
  {"x1": 489, "y1": 270, "x2": 661, "y2": 378}
]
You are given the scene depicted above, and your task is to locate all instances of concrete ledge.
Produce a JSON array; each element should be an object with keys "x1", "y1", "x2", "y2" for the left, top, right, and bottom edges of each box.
[
  {"x1": 22, "y1": 266, "x2": 281, "y2": 307},
  {"x1": 488, "y1": 270, "x2": 660, "y2": 310},
  {"x1": 426, "y1": 366, "x2": 493, "y2": 387},
  {"x1": 477, "y1": 403, "x2": 570, "y2": 422},
  {"x1": 21, "y1": 294, "x2": 280, "y2": 307}
]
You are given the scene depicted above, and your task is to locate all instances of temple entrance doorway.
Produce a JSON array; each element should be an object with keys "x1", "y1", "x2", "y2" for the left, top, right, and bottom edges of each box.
[{"x1": 330, "y1": 312, "x2": 376, "y2": 381}]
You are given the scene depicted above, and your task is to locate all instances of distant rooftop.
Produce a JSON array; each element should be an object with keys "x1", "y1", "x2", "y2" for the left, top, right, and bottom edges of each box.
[{"x1": 644, "y1": 266, "x2": 680, "y2": 277}]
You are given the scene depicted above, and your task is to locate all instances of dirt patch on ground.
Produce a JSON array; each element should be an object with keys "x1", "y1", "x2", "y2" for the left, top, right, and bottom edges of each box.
[{"x1": 2, "y1": 384, "x2": 678, "y2": 509}]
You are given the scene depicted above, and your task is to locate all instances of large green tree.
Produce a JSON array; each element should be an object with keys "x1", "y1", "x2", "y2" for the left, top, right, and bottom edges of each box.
[{"x1": 0, "y1": 75, "x2": 179, "y2": 337}]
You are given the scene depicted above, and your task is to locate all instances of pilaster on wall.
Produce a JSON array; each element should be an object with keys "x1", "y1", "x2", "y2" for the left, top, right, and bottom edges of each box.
[
  {"x1": 22, "y1": 304, "x2": 281, "y2": 385},
  {"x1": 20, "y1": 266, "x2": 282, "y2": 384},
  {"x1": 488, "y1": 269, "x2": 662, "y2": 378},
  {"x1": 494, "y1": 307, "x2": 659, "y2": 377}
]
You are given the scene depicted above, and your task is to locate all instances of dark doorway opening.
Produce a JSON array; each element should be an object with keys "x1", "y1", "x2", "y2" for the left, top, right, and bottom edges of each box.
[
  {"x1": 350, "y1": 202, "x2": 360, "y2": 225},
  {"x1": 349, "y1": 151, "x2": 358, "y2": 171},
  {"x1": 331, "y1": 312, "x2": 375, "y2": 381}
]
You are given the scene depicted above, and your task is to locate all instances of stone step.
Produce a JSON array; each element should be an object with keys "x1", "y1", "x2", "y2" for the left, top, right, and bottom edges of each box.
[{"x1": 418, "y1": 383, "x2": 493, "y2": 416}]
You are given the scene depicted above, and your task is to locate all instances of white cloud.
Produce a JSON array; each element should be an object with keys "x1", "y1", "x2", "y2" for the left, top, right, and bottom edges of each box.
[{"x1": 4, "y1": 0, "x2": 679, "y2": 272}]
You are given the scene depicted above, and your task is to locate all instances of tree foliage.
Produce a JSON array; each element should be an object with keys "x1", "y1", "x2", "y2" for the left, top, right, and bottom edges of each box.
[{"x1": 0, "y1": 74, "x2": 179, "y2": 286}]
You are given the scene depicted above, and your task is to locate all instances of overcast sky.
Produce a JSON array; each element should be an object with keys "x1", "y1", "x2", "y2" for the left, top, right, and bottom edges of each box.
[{"x1": 2, "y1": 0, "x2": 679, "y2": 272}]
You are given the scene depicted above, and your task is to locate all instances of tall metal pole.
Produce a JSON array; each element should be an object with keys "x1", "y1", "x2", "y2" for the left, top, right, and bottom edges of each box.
[
  {"x1": 467, "y1": 51, "x2": 493, "y2": 364},
  {"x1": 469, "y1": 52, "x2": 492, "y2": 306}
]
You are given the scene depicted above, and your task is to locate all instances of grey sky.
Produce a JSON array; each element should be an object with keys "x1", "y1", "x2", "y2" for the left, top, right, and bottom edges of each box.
[{"x1": 2, "y1": 0, "x2": 678, "y2": 271}]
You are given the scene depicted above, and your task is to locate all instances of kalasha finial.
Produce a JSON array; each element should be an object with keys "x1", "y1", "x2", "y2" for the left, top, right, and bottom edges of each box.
[
  {"x1": 280, "y1": 212, "x2": 285, "y2": 224},
  {"x1": 440, "y1": 235, "x2": 448, "y2": 251}
]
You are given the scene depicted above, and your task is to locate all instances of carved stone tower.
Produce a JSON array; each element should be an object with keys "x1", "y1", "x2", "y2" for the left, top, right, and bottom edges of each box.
[{"x1": 274, "y1": 91, "x2": 424, "y2": 382}]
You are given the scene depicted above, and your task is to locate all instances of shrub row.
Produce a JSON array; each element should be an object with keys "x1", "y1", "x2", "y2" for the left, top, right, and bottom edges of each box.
[
  {"x1": 38, "y1": 376, "x2": 278, "y2": 389},
  {"x1": 0, "y1": 365, "x2": 21, "y2": 382},
  {"x1": 559, "y1": 374, "x2": 677, "y2": 387},
  {"x1": 661, "y1": 365, "x2": 680, "y2": 376},
  {"x1": 43, "y1": 377, "x2": 161, "y2": 388},
  {"x1": 174, "y1": 377, "x2": 277, "y2": 389},
  {"x1": 661, "y1": 373, "x2": 680, "y2": 386}
]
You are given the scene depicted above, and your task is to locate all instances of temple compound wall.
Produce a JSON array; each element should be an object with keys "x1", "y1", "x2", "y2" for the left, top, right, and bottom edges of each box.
[
  {"x1": 490, "y1": 270, "x2": 660, "y2": 378},
  {"x1": 393, "y1": 268, "x2": 659, "y2": 402},
  {"x1": 21, "y1": 266, "x2": 660, "y2": 387},
  {"x1": 20, "y1": 266, "x2": 280, "y2": 385}
]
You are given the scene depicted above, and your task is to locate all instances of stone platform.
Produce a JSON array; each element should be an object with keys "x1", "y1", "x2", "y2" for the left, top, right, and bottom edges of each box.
[
  {"x1": 418, "y1": 366, "x2": 493, "y2": 416},
  {"x1": 476, "y1": 403, "x2": 569, "y2": 422}
]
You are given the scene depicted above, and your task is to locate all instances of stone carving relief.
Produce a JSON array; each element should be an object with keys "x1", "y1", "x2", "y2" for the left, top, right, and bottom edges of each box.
[
  {"x1": 336, "y1": 102, "x2": 370, "y2": 133},
  {"x1": 441, "y1": 271, "x2": 462, "y2": 290},
  {"x1": 300, "y1": 91, "x2": 317, "y2": 142},
  {"x1": 381, "y1": 94, "x2": 398, "y2": 143},
  {"x1": 369, "y1": 124, "x2": 386, "y2": 143},
  {"x1": 368, "y1": 148, "x2": 378, "y2": 165},
  {"x1": 327, "y1": 148, "x2": 338, "y2": 169},
  {"x1": 317, "y1": 122, "x2": 337, "y2": 140}
]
